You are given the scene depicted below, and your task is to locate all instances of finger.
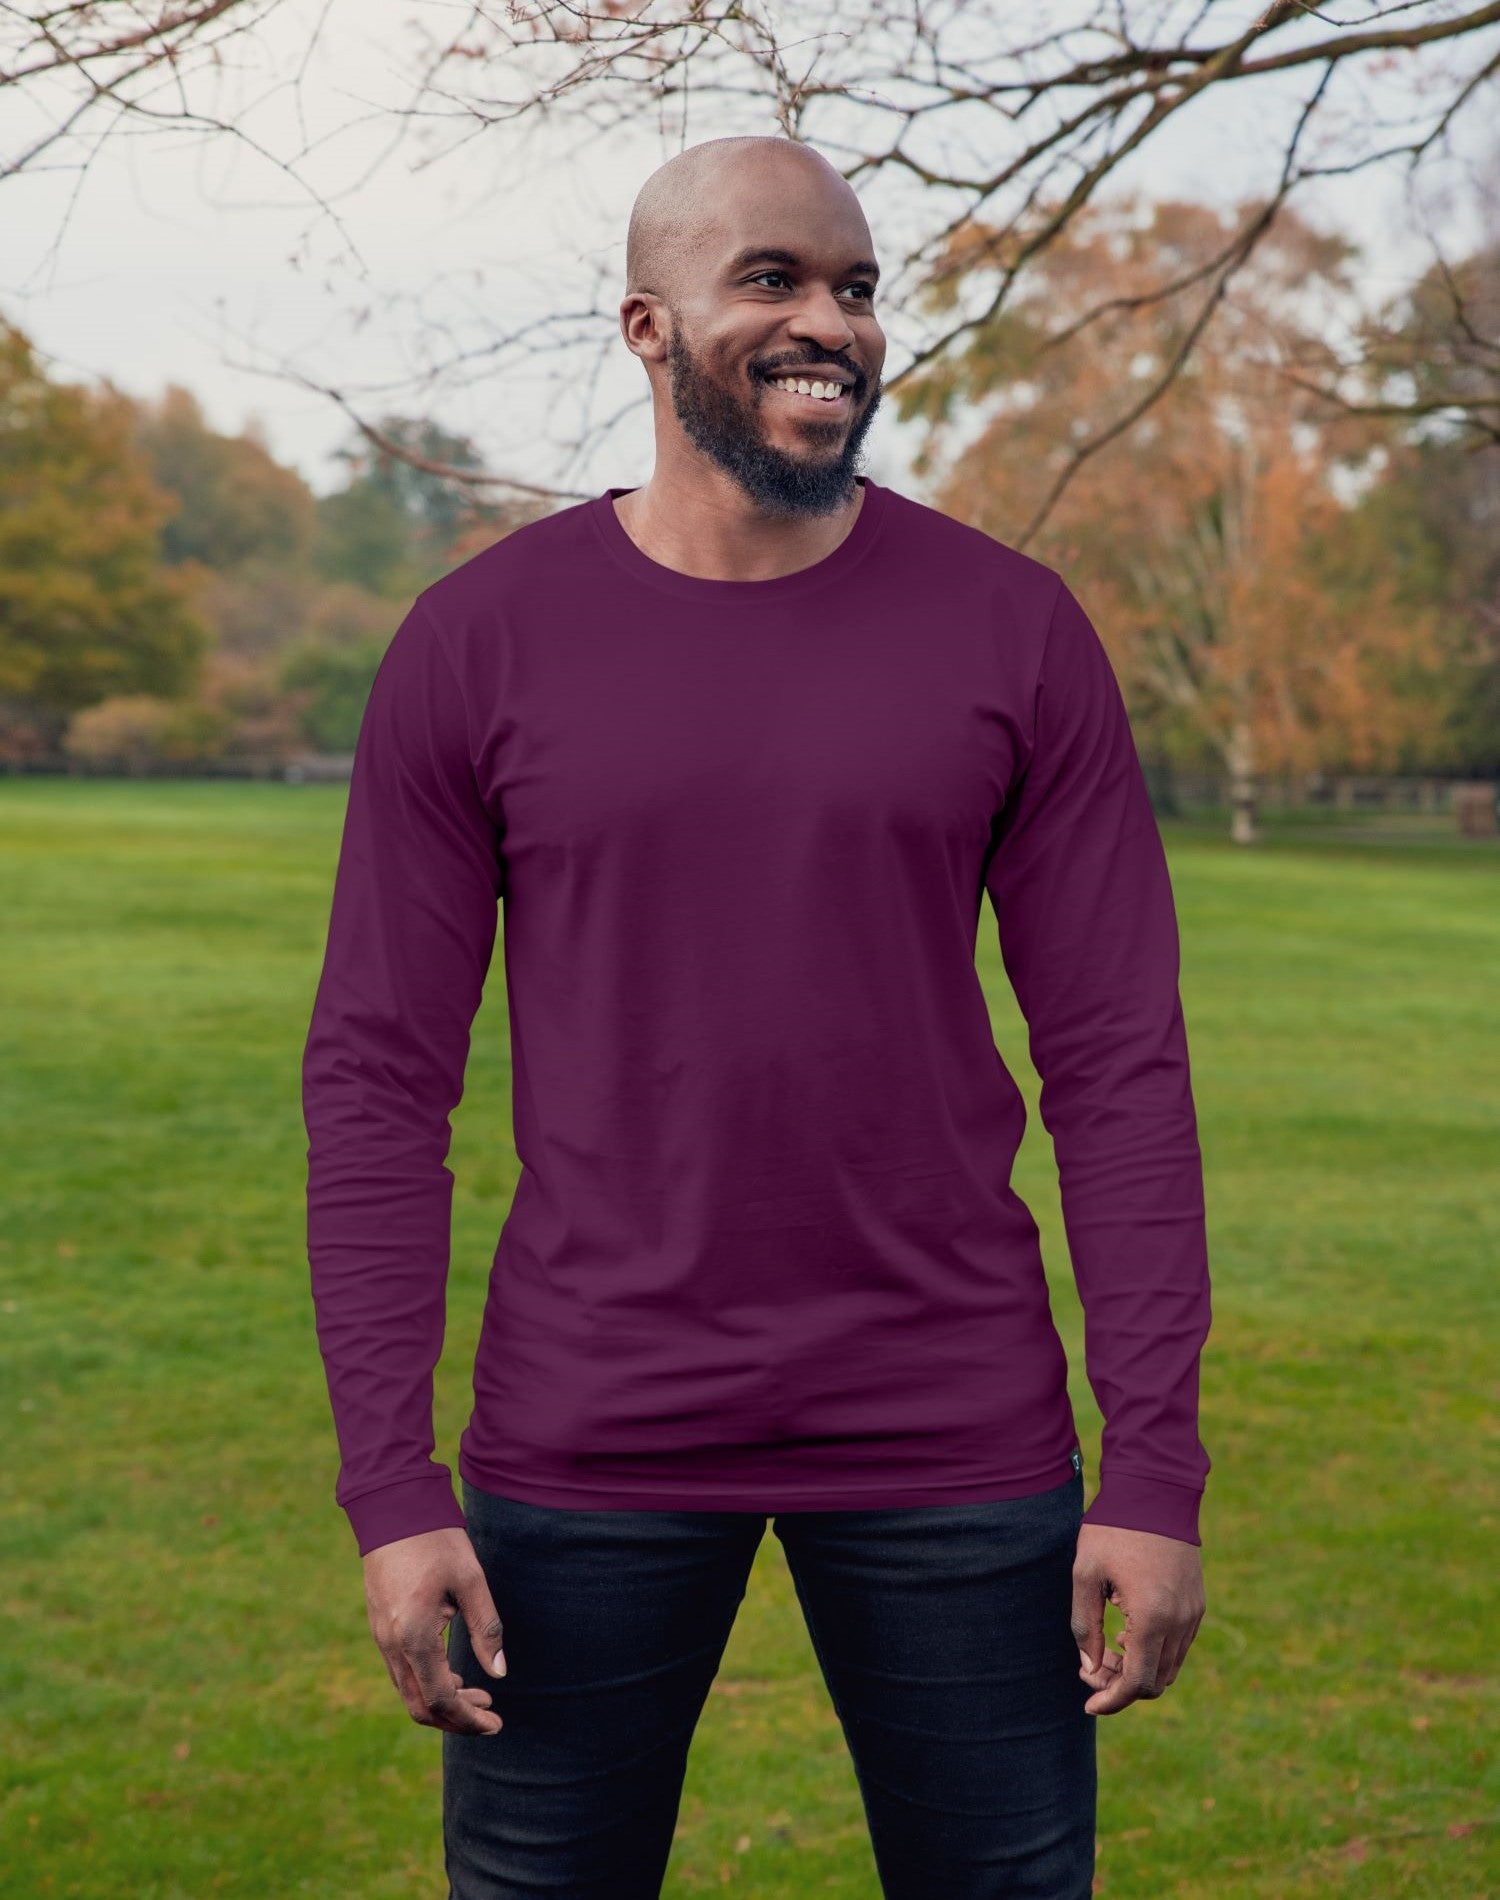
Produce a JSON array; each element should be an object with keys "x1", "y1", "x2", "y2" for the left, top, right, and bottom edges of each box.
[
  {"x1": 380, "y1": 1641, "x2": 434, "y2": 1726},
  {"x1": 1085, "y1": 1619, "x2": 1168, "y2": 1715},
  {"x1": 1080, "y1": 1642, "x2": 1124, "y2": 1681},
  {"x1": 1154, "y1": 1623, "x2": 1195, "y2": 1690},
  {"x1": 407, "y1": 1621, "x2": 503, "y2": 1736},
  {"x1": 1079, "y1": 1642, "x2": 1125, "y2": 1694},
  {"x1": 454, "y1": 1571, "x2": 507, "y2": 1678},
  {"x1": 1155, "y1": 1608, "x2": 1206, "y2": 1691},
  {"x1": 393, "y1": 1667, "x2": 499, "y2": 1733}
]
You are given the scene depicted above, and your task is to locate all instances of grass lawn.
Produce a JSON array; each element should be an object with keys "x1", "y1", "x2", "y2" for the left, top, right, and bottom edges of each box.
[{"x1": 0, "y1": 778, "x2": 1495, "y2": 1898}]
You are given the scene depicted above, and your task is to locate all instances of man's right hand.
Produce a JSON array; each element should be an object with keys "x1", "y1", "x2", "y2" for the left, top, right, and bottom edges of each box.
[{"x1": 363, "y1": 1526, "x2": 507, "y2": 1735}]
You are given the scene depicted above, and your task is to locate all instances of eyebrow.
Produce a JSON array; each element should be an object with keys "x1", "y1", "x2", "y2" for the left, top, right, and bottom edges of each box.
[{"x1": 727, "y1": 246, "x2": 881, "y2": 284}]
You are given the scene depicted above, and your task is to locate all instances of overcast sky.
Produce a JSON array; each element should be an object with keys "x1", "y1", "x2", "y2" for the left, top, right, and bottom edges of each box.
[{"x1": 3, "y1": 1, "x2": 1491, "y2": 499}]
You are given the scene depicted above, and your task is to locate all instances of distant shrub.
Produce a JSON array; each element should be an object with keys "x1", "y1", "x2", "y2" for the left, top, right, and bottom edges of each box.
[{"x1": 63, "y1": 694, "x2": 228, "y2": 773}]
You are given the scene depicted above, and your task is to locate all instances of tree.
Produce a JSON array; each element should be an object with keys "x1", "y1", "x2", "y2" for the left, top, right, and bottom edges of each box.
[
  {"x1": 1340, "y1": 236, "x2": 1500, "y2": 776},
  {"x1": 902, "y1": 196, "x2": 1448, "y2": 840},
  {"x1": 4, "y1": 2, "x2": 1495, "y2": 526},
  {"x1": 279, "y1": 637, "x2": 389, "y2": 754},
  {"x1": 0, "y1": 321, "x2": 208, "y2": 754},
  {"x1": 132, "y1": 384, "x2": 316, "y2": 576},
  {"x1": 312, "y1": 417, "x2": 518, "y2": 599}
]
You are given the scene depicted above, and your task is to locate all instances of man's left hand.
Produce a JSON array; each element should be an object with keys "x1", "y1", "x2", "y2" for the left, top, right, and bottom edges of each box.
[{"x1": 1071, "y1": 1525, "x2": 1206, "y2": 1715}]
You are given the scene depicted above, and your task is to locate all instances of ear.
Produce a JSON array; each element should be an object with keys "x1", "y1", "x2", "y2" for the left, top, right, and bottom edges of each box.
[{"x1": 620, "y1": 291, "x2": 669, "y2": 364}]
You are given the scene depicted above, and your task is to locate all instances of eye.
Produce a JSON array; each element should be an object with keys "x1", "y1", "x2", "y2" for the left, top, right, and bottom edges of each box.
[{"x1": 750, "y1": 270, "x2": 877, "y2": 303}]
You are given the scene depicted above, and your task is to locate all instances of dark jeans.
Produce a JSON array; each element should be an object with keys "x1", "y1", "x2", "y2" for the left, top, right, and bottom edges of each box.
[{"x1": 444, "y1": 1469, "x2": 1095, "y2": 1898}]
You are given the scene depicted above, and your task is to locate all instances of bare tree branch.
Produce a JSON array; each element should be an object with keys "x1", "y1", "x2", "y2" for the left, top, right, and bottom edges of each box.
[{"x1": 3, "y1": 1, "x2": 1496, "y2": 528}]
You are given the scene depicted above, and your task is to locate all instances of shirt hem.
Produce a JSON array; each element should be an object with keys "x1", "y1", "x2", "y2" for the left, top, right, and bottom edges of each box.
[{"x1": 456, "y1": 1445, "x2": 1080, "y2": 1513}]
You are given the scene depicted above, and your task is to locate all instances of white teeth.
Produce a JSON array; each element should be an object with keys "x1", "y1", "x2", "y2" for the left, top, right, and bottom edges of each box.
[{"x1": 767, "y1": 375, "x2": 846, "y2": 400}]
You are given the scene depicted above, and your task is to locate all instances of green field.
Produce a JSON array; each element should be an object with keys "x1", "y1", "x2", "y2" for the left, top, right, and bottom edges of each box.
[{"x1": 1, "y1": 779, "x2": 1495, "y2": 1897}]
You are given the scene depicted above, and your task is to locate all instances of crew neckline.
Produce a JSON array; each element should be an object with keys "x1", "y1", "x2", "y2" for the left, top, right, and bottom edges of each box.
[{"x1": 588, "y1": 476, "x2": 889, "y2": 604}]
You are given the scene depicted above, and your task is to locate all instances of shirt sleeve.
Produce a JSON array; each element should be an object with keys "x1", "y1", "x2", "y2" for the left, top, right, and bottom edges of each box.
[
  {"x1": 301, "y1": 597, "x2": 503, "y2": 1557},
  {"x1": 984, "y1": 577, "x2": 1213, "y2": 1546}
]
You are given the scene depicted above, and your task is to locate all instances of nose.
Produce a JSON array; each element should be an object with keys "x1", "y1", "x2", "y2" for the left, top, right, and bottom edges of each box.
[{"x1": 785, "y1": 288, "x2": 860, "y2": 356}]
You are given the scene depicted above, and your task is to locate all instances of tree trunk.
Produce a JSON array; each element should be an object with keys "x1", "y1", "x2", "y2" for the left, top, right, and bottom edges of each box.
[{"x1": 1227, "y1": 716, "x2": 1258, "y2": 844}]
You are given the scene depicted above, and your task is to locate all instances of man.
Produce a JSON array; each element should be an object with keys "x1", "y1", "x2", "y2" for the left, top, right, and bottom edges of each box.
[{"x1": 302, "y1": 134, "x2": 1211, "y2": 1899}]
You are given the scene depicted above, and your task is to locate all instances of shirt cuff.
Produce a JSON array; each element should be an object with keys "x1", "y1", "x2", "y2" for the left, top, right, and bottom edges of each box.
[
  {"x1": 1083, "y1": 1471, "x2": 1204, "y2": 1547},
  {"x1": 343, "y1": 1472, "x2": 470, "y2": 1557}
]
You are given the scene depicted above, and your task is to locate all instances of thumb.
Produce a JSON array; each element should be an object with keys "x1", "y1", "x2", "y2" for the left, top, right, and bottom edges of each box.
[
  {"x1": 1072, "y1": 1567, "x2": 1105, "y2": 1675},
  {"x1": 456, "y1": 1573, "x2": 507, "y2": 1678}
]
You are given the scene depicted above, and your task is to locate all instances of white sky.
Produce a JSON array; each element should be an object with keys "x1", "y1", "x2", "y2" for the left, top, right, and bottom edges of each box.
[{"x1": 3, "y1": 0, "x2": 1492, "y2": 498}]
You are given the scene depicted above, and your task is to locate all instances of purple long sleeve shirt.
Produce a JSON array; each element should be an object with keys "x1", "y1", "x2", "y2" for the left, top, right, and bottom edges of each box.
[{"x1": 302, "y1": 475, "x2": 1213, "y2": 1557}]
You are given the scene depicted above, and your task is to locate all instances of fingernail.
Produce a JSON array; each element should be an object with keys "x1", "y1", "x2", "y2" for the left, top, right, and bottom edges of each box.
[
  {"x1": 493, "y1": 1649, "x2": 507, "y2": 1677},
  {"x1": 1078, "y1": 1650, "x2": 1092, "y2": 1671}
]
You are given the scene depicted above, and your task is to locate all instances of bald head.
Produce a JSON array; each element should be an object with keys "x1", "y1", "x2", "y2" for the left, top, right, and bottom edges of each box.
[
  {"x1": 616, "y1": 134, "x2": 885, "y2": 512},
  {"x1": 625, "y1": 136, "x2": 853, "y2": 308}
]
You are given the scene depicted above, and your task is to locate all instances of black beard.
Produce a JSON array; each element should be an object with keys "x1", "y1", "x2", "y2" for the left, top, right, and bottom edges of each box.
[{"x1": 664, "y1": 322, "x2": 883, "y2": 517}]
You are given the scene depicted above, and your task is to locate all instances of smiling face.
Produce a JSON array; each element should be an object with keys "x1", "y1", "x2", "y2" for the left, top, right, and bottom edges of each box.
[{"x1": 622, "y1": 142, "x2": 887, "y2": 516}]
